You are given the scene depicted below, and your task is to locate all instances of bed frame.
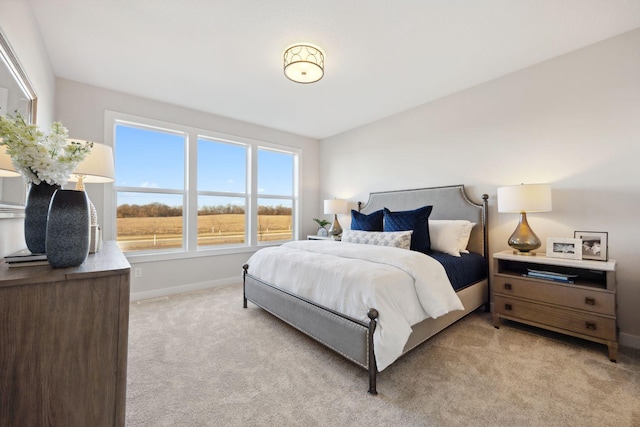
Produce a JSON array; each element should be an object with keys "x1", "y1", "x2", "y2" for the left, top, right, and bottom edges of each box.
[{"x1": 243, "y1": 185, "x2": 489, "y2": 394}]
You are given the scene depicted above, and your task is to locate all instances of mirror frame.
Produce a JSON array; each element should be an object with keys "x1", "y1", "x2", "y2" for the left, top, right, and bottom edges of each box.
[{"x1": 0, "y1": 28, "x2": 38, "y2": 218}]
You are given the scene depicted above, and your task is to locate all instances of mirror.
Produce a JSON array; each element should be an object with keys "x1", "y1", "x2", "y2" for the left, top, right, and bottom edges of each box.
[{"x1": 0, "y1": 28, "x2": 38, "y2": 218}]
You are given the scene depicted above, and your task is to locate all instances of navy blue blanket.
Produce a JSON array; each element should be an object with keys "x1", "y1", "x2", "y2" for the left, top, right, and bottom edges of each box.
[{"x1": 429, "y1": 251, "x2": 487, "y2": 291}]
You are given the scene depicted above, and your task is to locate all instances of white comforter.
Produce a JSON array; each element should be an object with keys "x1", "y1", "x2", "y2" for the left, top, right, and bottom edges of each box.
[{"x1": 245, "y1": 240, "x2": 464, "y2": 371}]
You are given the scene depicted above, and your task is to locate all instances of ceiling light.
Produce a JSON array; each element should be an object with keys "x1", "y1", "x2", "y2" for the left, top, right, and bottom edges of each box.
[{"x1": 283, "y1": 44, "x2": 325, "y2": 84}]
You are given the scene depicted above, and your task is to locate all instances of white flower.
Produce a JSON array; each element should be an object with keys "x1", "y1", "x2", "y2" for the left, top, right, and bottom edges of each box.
[{"x1": 0, "y1": 112, "x2": 93, "y2": 186}]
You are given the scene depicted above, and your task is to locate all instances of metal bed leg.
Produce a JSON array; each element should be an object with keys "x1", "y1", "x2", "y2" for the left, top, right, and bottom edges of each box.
[
  {"x1": 242, "y1": 264, "x2": 248, "y2": 308},
  {"x1": 367, "y1": 308, "x2": 379, "y2": 395}
]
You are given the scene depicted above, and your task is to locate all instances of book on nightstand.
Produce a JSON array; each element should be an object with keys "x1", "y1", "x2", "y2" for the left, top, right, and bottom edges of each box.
[{"x1": 524, "y1": 268, "x2": 577, "y2": 283}]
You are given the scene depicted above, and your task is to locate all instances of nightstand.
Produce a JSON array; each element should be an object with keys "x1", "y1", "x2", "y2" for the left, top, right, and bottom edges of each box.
[
  {"x1": 492, "y1": 250, "x2": 617, "y2": 361},
  {"x1": 307, "y1": 235, "x2": 341, "y2": 241}
]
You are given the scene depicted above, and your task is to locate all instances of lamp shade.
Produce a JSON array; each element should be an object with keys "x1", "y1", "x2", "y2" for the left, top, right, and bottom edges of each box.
[
  {"x1": 68, "y1": 142, "x2": 115, "y2": 183},
  {"x1": 497, "y1": 184, "x2": 552, "y2": 213},
  {"x1": 0, "y1": 145, "x2": 20, "y2": 177},
  {"x1": 324, "y1": 199, "x2": 347, "y2": 215}
]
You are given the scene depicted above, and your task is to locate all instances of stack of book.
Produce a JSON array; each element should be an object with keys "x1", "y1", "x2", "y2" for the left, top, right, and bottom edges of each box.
[
  {"x1": 3, "y1": 249, "x2": 49, "y2": 268},
  {"x1": 524, "y1": 268, "x2": 577, "y2": 283}
]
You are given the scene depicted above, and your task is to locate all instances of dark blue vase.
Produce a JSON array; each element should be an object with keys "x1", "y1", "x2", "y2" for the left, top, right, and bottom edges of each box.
[
  {"x1": 24, "y1": 182, "x2": 61, "y2": 254},
  {"x1": 46, "y1": 189, "x2": 90, "y2": 268}
]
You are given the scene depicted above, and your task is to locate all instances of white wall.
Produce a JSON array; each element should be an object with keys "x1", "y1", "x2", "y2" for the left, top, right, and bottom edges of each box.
[
  {"x1": 0, "y1": 0, "x2": 56, "y2": 258},
  {"x1": 55, "y1": 78, "x2": 320, "y2": 300},
  {"x1": 320, "y1": 29, "x2": 640, "y2": 348}
]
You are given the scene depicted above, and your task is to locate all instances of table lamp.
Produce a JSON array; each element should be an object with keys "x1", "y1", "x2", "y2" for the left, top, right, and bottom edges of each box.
[
  {"x1": 68, "y1": 142, "x2": 115, "y2": 252},
  {"x1": 0, "y1": 145, "x2": 20, "y2": 177},
  {"x1": 324, "y1": 199, "x2": 348, "y2": 236},
  {"x1": 497, "y1": 183, "x2": 552, "y2": 255}
]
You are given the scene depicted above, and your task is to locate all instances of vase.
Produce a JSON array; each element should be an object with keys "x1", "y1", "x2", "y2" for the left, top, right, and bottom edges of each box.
[
  {"x1": 24, "y1": 182, "x2": 61, "y2": 253},
  {"x1": 46, "y1": 189, "x2": 90, "y2": 268}
]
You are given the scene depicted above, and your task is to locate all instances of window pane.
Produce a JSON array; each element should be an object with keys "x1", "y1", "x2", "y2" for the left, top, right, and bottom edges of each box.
[
  {"x1": 115, "y1": 124, "x2": 185, "y2": 190},
  {"x1": 258, "y1": 198, "x2": 292, "y2": 242},
  {"x1": 198, "y1": 196, "x2": 246, "y2": 246},
  {"x1": 198, "y1": 139, "x2": 246, "y2": 193},
  {"x1": 258, "y1": 149, "x2": 293, "y2": 196},
  {"x1": 116, "y1": 192, "x2": 183, "y2": 252}
]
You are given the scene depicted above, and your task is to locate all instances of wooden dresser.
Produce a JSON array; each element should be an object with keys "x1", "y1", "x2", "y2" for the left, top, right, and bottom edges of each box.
[
  {"x1": 493, "y1": 250, "x2": 617, "y2": 361},
  {"x1": 0, "y1": 241, "x2": 130, "y2": 427}
]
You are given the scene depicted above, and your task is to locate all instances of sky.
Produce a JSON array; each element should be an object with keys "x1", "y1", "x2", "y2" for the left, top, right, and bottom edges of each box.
[{"x1": 115, "y1": 124, "x2": 293, "y2": 209}]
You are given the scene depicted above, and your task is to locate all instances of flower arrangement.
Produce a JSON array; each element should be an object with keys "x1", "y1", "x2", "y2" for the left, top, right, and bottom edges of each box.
[{"x1": 0, "y1": 112, "x2": 93, "y2": 186}]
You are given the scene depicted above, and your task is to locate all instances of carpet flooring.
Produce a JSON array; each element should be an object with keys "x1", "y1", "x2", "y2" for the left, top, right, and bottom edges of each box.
[{"x1": 126, "y1": 283, "x2": 640, "y2": 427}]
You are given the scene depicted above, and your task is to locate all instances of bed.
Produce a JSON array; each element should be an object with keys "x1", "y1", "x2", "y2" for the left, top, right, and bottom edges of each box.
[{"x1": 242, "y1": 185, "x2": 489, "y2": 394}]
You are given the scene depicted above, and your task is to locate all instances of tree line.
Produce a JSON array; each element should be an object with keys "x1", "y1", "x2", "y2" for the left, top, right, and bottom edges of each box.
[{"x1": 117, "y1": 203, "x2": 291, "y2": 218}]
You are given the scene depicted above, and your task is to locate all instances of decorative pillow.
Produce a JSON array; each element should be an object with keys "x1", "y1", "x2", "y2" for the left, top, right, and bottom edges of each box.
[
  {"x1": 458, "y1": 221, "x2": 476, "y2": 254},
  {"x1": 429, "y1": 220, "x2": 475, "y2": 257},
  {"x1": 341, "y1": 230, "x2": 413, "y2": 250},
  {"x1": 383, "y1": 205, "x2": 433, "y2": 254},
  {"x1": 351, "y1": 209, "x2": 383, "y2": 231}
]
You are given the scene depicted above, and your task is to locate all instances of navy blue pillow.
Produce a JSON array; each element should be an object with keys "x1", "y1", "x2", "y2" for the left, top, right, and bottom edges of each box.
[
  {"x1": 351, "y1": 209, "x2": 383, "y2": 231},
  {"x1": 383, "y1": 205, "x2": 433, "y2": 253}
]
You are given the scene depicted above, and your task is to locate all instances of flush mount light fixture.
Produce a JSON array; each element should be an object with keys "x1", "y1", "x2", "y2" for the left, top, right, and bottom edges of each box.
[{"x1": 283, "y1": 44, "x2": 325, "y2": 84}]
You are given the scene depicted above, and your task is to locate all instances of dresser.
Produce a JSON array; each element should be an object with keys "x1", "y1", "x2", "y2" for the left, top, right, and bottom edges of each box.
[
  {"x1": 492, "y1": 250, "x2": 617, "y2": 361},
  {"x1": 0, "y1": 241, "x2": 131, "y2": 427}
]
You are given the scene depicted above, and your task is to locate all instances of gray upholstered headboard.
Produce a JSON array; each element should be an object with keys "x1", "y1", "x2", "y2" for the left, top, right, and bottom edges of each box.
[{"x1": 358, "y1": 185, "x2": 488, "y2": 256}]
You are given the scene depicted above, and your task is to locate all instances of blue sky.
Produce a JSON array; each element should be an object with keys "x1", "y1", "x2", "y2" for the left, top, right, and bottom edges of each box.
[{"x1": 115, "y1": 124, "x2": 293, "y2": 208}]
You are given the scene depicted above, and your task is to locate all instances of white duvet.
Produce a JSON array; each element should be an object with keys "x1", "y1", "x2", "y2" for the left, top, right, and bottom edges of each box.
[{"x1": 245, "y1": 240, "x2": 464, "y2": 371}]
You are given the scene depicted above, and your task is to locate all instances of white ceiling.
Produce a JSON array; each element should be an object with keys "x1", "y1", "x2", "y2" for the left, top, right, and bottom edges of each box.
[{"x1": 28, "y1": 0, "x2": 640, "y2": 140}]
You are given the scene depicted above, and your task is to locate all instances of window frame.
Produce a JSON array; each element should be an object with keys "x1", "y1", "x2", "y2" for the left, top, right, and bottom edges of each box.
[{"x1": 104, "y1": 110, "x2": 301, "y2": 262}]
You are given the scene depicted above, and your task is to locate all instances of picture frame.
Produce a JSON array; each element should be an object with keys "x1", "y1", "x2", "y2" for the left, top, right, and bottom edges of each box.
[
  {"x1": 574, "y1": 231, "x2": 608, "y2": 261},
  {"x1": 546, "y1": 237, "x2": 582, "y2": 260}
]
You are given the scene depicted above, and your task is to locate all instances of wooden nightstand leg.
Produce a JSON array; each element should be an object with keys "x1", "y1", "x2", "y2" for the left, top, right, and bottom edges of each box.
[
  {"x1": 493, "y1": 312, "x2": 501, "y2": 329},
  {"x1": 607, "y1": 341, "x2": 618, "y2": 362}
]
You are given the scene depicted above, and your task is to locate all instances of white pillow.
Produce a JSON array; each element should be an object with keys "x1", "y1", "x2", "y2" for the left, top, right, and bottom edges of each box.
[
  {"x1": 458, "y1": 221, "x2": 476, "y2": 254},
  {"x1": 341, "y1": 230, "x2": 413, "y2": 250},
  {"x1": 429, "y1": 220, "x2": 475, "y2": 257}
]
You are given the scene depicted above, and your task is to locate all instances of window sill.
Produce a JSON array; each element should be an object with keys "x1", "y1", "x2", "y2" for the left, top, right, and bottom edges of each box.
[{"x1": 122, "y1": 241, "x2": 287, "y2": 263}]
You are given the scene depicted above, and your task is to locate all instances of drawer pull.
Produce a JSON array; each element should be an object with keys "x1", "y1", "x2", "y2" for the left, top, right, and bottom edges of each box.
[
  {"x1": 504, "y1": 283, "x2": 512, "y2": 290},
  {"x1": 585, "y1": 297, "x2": 596, "y2": 306},
  {"x1": 504, "y1": 304, "x2": 513, "y2": 311},
  {"x1": 586, "y1": 322, "x2": 597, "y2": 330}
]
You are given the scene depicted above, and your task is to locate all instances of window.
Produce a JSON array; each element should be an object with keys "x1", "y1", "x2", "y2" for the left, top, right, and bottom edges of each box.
[
  {"x1": 115, "y1": 123, "x2": 186, "y2": 252},
  {"x1": 257, "y1": 148, "x2": 294, "y2": 243},
  {"x1": 197, "y1": 137, "x2": 247, "y2": 247},
  {"x1": 111, "y1": 113, "x2": 299, "y2": 255}
]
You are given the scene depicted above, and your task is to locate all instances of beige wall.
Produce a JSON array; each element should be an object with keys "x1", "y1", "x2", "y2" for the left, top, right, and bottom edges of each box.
[
  {"x1": 0, "y1": 0, "x2": 56, "y2": 257},
  {"x1": 54, "y1": 79, "x2": 320, "y2": 299},
  {"x1": 320, "y1": 29, "x2": 640, "y2": 348}
]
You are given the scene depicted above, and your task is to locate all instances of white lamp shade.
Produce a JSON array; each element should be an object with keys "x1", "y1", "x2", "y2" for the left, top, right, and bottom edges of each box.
[
  {"x1": 324, "y1": 199, "x2": 348, "y2": 215},
  {"x1": 497, "y1": 183, "x2": 552, "y2": 213},
  {"x1": 68, "y1": 142, "x2": 115, "y2": 183},
  {"x1": 0, "y1": 145, "x2": 20, "y2": 177}
]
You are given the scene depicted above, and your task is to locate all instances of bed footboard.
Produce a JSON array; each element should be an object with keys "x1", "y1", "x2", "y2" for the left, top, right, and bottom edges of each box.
[{"x1": 243, "y1": 265, "x2": 379, "y2": 394}]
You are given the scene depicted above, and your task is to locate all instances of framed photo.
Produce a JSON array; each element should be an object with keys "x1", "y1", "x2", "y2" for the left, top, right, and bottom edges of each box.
[
  {"x1": 574, "y1": 231, "x2": 608, "y2": 261},
  {"x1": 546, "y1": 237, "x2": 582, "y2": 260}
]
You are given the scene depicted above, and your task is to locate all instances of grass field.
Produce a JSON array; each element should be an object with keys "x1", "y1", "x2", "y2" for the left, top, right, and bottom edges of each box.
[{"x1": 117, "y1": 214, "x2": 292, "y2": 251}]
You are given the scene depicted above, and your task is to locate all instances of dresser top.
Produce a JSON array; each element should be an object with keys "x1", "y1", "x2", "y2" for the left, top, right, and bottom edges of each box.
[{"x1": 0, "y1": 241, "x2": 130, "y2": 287}]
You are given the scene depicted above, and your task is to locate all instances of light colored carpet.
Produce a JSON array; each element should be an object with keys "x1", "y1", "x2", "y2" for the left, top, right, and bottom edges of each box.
[{"x1": 126, "y1": 283, "x2": 640, "y2": 427}]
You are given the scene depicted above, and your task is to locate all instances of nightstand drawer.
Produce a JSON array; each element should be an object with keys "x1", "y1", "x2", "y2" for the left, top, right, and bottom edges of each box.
[
  {"x1": 494, "y1": 275, "x2": 615, "y2": 316},
  {"x1": 494, "y1": 295, "x2": 616, "y2": 341}
]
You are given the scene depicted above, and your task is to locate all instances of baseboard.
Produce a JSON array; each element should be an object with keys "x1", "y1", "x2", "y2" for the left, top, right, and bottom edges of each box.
[
  {"x1": 620, "y1": 332, "x2": 640, "y2": 350},
  {"x1": 130, "y1": 276, "x2": 241, "y2": 302}
]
